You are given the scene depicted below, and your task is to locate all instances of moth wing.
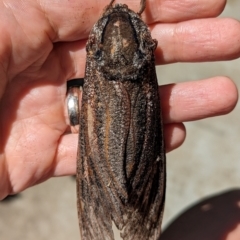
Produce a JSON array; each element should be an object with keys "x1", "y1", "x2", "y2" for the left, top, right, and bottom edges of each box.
[
  {"x1": 77, "y1": 70, "x2": 165, "y2": 240},
  {"x1": 77, "y1": 76, "x2": 131, "y2": 240},
  {"x1": 120, "y1": 74, "x2": 166, "y2": 240}
]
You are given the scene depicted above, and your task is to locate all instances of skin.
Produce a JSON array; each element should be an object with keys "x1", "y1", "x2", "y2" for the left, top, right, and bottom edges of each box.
[
  {"x1": 225, "y1": 224, "x2": 240, "y2": 240},
  {"x1": 0, "y1": 0, "x2": 239, "y2": 208}
]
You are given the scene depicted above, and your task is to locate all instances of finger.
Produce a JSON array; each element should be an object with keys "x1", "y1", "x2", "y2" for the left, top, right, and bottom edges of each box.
[
  {"x1": 39, "y1": 0, "x2": 226, "y2": 41},
  {"x1": 152, "y1": 18, "x2": 240, "y2": 64},
  {"x1": 160, "y1": 77, "x2": 238, "y2": 124},
  {"x1": 144, "y1": 0, "x2": 226, "y2": 23},
  {"x1": 53, "y1": 134, "x2": 78, "y2": 176},
  {"x1": 56, "y1": 18, "x2": 240, "y2": 79},
  {"x1": 53, "y1": 123, "x2": 186, "y2": 177},
  {"x1": 0, "y1": 160, "x2": 11, "y2": 200},
  {"x1": 0, "y1": 133, "x2": 78, "y2": 200},
  {"x1": 164, "y1": 123, "x2": 186, "y2": 153},
  {"x1": 54, "y1": 40, "x2": 87, "y2": 79}
]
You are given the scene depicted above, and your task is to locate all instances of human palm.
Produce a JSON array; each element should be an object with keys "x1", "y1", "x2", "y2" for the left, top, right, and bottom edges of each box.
[{"x1": 0, "y1": 0, "x2": 239, "y2": 200}]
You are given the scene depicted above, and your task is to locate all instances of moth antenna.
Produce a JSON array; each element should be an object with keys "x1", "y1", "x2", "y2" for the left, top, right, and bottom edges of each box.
[
  {"x1": 104, "y1": 0, "x2": 115, "y2": 14},
  {"x1": 138, "y1": 0, "x2": 146, "y2": 15},
  {"x1": 109, "y1": 0, "x2": 115, "y2": 7}
]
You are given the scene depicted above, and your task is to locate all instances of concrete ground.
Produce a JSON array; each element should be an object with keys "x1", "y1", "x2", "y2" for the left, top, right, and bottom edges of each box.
[{"x1": 1, "y1": 1, "x2": 240, "y2": 239}]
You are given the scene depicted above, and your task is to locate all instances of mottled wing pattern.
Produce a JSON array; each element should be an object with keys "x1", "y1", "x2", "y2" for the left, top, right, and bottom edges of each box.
[{"x1": 77, "y1": 3, "x2": 165, "y2": 240}]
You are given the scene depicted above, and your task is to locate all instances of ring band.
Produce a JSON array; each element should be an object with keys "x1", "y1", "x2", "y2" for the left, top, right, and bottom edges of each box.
[{"x1": 66, "y1": 78, "x2": 84, "y2": 133}]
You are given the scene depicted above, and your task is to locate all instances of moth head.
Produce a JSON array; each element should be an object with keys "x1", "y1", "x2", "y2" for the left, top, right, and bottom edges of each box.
[{"x1": 87, "y1": 7, "x2": 157, "y2": 81}]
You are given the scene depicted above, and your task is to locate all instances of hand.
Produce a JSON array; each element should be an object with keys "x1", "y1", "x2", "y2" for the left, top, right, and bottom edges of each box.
[{"x1": 0, "y1": 0, "x2": 238, "y2": 200}]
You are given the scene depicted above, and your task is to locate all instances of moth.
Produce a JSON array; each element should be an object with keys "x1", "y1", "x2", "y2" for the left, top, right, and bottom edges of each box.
[{"x1": 77, "y1": 0, "x2": 166, "y2": 239}]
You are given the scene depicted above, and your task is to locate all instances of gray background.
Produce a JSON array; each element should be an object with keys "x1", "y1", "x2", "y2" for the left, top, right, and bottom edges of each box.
[{"x1": 1, "y1": 1, "x2": 240, "y2": 239}]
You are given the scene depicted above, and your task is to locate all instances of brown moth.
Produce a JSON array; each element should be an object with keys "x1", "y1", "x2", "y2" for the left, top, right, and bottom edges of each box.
[{"x1": 77, "y1": 0, "x2": 166, "y2": 239}]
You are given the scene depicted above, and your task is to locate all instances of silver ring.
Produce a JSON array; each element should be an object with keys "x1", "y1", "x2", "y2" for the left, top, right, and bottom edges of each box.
[{"x1": 66, "y1": 79, "x2": 83, "y2": 133}]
